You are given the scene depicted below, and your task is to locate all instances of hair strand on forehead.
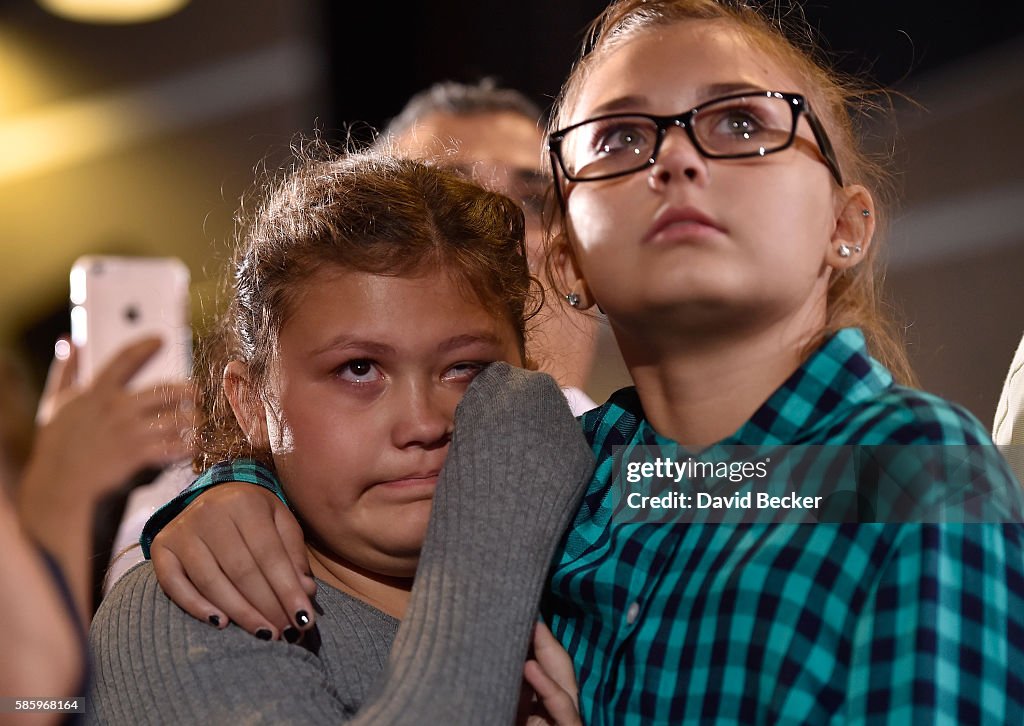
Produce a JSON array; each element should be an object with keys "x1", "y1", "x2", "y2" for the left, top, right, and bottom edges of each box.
[
  {"x1": 545, "y1": 0, "x2": 916, "y2": 387},
  {"x1": 192, "y1": 139, "x2": 541, "y2": 472}
]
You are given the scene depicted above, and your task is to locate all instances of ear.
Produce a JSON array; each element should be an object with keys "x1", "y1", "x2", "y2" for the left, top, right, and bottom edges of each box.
[
  {"x1": 224, "y1": 360, "x2": 270, "y2": 450},
  {"x1": 554, "y1": 232, "x2": 598, "y2": 311},
  {"x1": 826, "y1": 184, "x2": 875, "y2": 270}
]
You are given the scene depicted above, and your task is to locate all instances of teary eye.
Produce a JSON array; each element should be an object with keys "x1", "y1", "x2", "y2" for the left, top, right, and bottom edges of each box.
[{"x1": 442, "y1": 361, "x2": 487, "y2": 383}]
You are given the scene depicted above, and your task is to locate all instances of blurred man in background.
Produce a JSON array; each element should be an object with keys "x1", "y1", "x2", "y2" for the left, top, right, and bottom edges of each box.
[
  {"x1": 381, "y1": 78, "x2": 600, "y2": 414},
  {"x1": 103, "y1": 79, "x2": 605, "y2": 597}
]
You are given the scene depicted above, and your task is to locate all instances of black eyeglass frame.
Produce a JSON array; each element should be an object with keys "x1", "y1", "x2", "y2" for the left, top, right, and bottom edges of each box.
[{"x1": 546, "y1": 90, "x2": 844, "y2": 189}]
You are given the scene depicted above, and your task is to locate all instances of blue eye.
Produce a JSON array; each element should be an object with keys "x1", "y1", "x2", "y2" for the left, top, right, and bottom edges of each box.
[
  {"x1": 590, "y1": 119, "x2": 655, "y2": 156},
  {"x1": 336, "y1": 359, "x2": 381, "y2": 384},
  {"x1": 724, "y1": 113, "x2": 759, "y2": 136},
  {"x1": 695, "y1": 97, "x2": 791, "y2": 152},
  {"x1": 701, "y1": 107, "x2": 764, "y2": 141}
]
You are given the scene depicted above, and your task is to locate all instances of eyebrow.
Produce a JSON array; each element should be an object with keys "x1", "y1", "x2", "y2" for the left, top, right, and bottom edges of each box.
[
  {"x1": 700, "y1": 81, "x2": 765, "y2": 99},
  {"x1": 310, "y1": 338, "x2": 395, "y2": 357},
  {"x1": 586, "y1": 94, "x2": 651, "y2": 116},
  {"x1": 583, "y1": 82, "x2": 768, "y2": 117},
  {"x1": 436, "y1": 333, "x2": 505, "y2": 354},
  {"x1": 310, "y1": 332, "x2": 504, "y2": 357}
]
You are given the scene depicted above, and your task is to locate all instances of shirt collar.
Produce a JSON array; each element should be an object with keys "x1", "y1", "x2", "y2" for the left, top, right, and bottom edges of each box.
[{"x1": 632, "y1": 328, "x2": 894, "y2": 448}]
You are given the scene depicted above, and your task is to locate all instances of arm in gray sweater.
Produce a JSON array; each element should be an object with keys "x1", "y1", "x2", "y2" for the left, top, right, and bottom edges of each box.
[{"x1": 88, "y1": 364, "x2": 594, "y2": 724}]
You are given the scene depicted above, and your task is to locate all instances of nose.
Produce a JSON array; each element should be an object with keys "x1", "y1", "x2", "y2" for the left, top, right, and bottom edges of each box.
[
  {"x1": 391, "y1": 380, "x2": 454, "y2": 450},
  {"x1": 647, "y1": 124, "x2": 707, "y2": 189}
]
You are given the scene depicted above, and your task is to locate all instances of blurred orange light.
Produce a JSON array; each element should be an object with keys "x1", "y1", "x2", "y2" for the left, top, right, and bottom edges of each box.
[{"x1": 37, "y1": 0, "x2": 189, "y2": 24}]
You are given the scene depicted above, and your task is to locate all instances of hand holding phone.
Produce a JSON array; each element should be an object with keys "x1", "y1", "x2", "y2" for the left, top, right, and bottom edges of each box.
[{"x1": 69, "y1": 255, "x2": 192, "y2": 388}]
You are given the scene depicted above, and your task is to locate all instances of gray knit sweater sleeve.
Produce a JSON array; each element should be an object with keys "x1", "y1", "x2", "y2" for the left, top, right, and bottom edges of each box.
[
  {"x1": 88, "y1": 364, "x2": 594, "y2": 725},
  {"x1": 88, "y1": 562, "x2": 399, "y2": 724},
  {"x1": 356, "y1": 364, "x2": 596, "y2": 724}
]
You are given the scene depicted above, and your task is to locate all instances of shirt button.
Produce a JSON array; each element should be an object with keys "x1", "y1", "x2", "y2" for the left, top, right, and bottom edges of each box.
[{"x1": 626, "y1": 601, "x2": 640, "y2": 625}]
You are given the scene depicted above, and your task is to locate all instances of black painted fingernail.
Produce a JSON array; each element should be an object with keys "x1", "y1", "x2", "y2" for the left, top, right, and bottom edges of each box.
[
  {"x1": 296, "y1": 610, "x2": 310, "y2": 627},
  {"x1": 255, "y1": 628, "x2": 272, "y2": 641},
  {"x1": 208, "y1": 614, "x2": 221, "y2": 627},
  {"x1": 283, "y1": 626, "x2": 300, "y2": 643}
]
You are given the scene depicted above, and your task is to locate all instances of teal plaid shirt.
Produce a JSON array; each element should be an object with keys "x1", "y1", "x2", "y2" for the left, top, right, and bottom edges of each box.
[
  {"x1": 143, "y1": 328, "x2": 1024, "y2": 724},
  {"x1": 140, "y1": 459, "x2": 286, "y2": 559},
  {"x1": 544, "y1": 328, "x2": 1024, "y2": 724}
]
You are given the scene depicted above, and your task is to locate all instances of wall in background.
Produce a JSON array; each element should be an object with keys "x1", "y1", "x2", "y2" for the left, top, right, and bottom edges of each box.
[
  {"x1": 881, "y1": 38, "x2": 1024, "y2": 421},
  {"x1": 1, "y1": 0, "x2": 1022, "y2": 427},
  {"x1": 0, "y1": 0, "x2": 327, "y2": 388}
]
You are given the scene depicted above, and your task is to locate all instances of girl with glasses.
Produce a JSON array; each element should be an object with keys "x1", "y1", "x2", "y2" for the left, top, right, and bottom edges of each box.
[
  {"x1": 539, "y1": 2, "x2": 1022, "y2": 722},
  {"x1": 139, "y1": 1, "x2": 1024, "y2": 723}
]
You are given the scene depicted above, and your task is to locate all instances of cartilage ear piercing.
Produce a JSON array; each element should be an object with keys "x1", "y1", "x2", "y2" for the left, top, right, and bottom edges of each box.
[
  {"x1": 854, "y1": 245, "x2": 862, "y2": 254},
  {"x1": 566, "y1": 292, "x2": 581, "y2": 308},
  {"x1": 838, "y1": 244, "x2": 851, "y2": 258},
  {"x1": 861, "y1": 209, "x2": 871, "y2": 217}
]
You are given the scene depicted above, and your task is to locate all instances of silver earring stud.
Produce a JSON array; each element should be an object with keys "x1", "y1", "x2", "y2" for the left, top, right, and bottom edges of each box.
[
  {"x1": 838, "y1": 244, "x2": 851, "y2": 258},
  {"x1": 566, "y1": 292, "x2": 581, "y2": 308},
  {"x1": 861, "y1": 209, "x2": 871, "y2": 217},
  {"x1": 854, "y1": 245, "x2": 862, "y2": 254}
]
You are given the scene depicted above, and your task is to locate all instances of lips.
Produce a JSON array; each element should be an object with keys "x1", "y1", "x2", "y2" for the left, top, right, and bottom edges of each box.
[
  {"x1": 376, "y1": 471, "x2": 441, "y2": 489},
  {"x1": 644, "y1": 206, "x2": 725, "y2": 244}
]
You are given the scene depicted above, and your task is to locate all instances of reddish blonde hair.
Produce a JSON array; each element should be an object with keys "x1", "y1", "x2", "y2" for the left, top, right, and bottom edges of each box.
[{"x1": 546, "y1": 0, "x2": 916, "y2": 385}]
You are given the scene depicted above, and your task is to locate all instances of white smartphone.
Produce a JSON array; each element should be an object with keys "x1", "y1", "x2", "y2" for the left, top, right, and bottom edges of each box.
[{"x1": 69, "y1": 255, "x2": 192, "y2": 389}]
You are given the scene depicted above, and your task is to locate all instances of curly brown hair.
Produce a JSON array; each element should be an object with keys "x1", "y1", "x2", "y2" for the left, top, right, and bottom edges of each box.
[{"x1": 194, "y1": 144, "x2": 538, "y2": 471}]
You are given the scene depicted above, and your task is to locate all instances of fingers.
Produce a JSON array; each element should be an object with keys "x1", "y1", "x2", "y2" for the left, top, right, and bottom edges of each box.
[
  {"x1": 531, "y1": 621, "x2": 576, "y2": 691},
  {"x1": 152, "y1": 516, "x2": 287, "y2": 639},
  {"x1": 273, "y1": 503, "x2": 319, "y2": 625},
  {"x1": 149, "y1": 484, "x2": 304, "y2": 640},
  {"x1": 130, "y1": 381, "x2": 197, "y2": 410},
  {"x1": 523, "y1": 660, "x2": 582, "y2": 726},
  {"x1": 111, "y1": 384, "x2": 199, "y2": 477},
  {"x1": 523, "y1": 621, "x2": 580, "y2": 725},
  {"x1": 231, "y1": 508, "x2": 315, "y2": 635},
  {"x1": 33, "y1": 342, "x2": 198, "y2": 498},
  {"x1": 150, "y1": 544, "x2": 228, "y2": 630},
  {"x1": 130, "y1": 383, "x2": 200, "y2": 446},
  {"x1": 204, "y1": 520, "x2": 294, "y2": 638},
  {"x1": 93, "y1": 336, "x2": 164, "y2": 391},
  {"x1": 36, "y1": 338, "x2": 77, "y2": 425}
]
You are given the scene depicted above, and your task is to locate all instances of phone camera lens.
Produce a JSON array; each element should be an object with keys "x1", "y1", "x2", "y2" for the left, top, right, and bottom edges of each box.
[{"x1": 124, "y1": 305, "x2": 140, "y2": 323}]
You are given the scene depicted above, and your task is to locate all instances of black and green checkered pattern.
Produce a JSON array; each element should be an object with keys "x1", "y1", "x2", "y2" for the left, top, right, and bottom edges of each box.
[
  {"x1": 143, "y1": 328, "x2": 1024, "y2": 724},
  {"x1": 545, "y1": 328, "x2": 1024, "y2": 724}
]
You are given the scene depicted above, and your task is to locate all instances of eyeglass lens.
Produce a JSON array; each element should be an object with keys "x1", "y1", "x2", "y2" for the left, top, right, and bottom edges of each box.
[{"x1": 560, "y1": 94, "x2": 799, "y2": 180}]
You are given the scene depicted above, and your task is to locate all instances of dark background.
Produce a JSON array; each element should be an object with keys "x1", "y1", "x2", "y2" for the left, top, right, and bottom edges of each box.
[
  {"x1": 2, "y1": 0, "x2": 1021, "y2": 612},
  {"x1": 2, "y1": 0, "x2": 1023, "y2": 424},
  {"x1": 318, "y1": 1, "x2": 1024, "y2": 136}
]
